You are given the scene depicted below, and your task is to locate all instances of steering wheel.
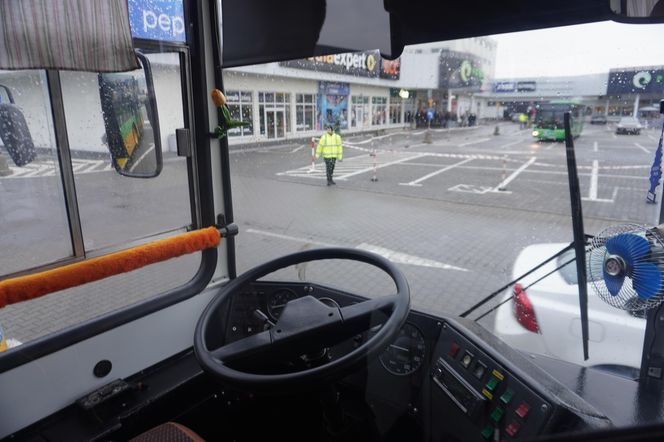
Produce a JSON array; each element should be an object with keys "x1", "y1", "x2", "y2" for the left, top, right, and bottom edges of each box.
[{"x1": 194, "y1": 248, "x2": 410, "y2": 390}]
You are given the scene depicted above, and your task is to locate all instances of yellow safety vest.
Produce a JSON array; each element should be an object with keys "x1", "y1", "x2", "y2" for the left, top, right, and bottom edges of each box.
[{"x1": 316, "y1": 133, "x2": 343, "y2": 160}]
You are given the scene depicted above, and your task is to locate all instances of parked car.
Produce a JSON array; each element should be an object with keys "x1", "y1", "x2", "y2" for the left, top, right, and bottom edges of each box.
[
  {"x1": 590, "y1": 114, "x2": 607, "y2": 124},
  {"x1": 492, "y1": 243, "x2": 646, "y2": 370},
  {"x1": 616, "y1": 117, "x2": 642, "y2": 135}
]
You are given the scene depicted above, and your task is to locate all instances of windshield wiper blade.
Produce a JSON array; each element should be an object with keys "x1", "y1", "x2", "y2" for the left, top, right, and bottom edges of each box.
[{"x1": 564, "y1": 111, "x2": 590, "y2": 361}]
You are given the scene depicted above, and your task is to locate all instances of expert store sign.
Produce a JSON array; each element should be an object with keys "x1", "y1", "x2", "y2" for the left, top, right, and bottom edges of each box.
[{"x1": 281, "y1": 51, "x2": 399, "y2": 79}]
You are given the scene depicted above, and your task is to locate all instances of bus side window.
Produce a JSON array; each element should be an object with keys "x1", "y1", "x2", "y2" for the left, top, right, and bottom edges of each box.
[
  {"x1": 0, "y1": 53, "x2": 200, "y2": 349},
  {"x1": 0, "y1": 70, "x2": 74, "y2": 276}
]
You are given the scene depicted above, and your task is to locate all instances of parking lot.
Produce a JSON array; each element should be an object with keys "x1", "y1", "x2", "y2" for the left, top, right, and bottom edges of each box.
[
  {"x1": 231, "y1": 119, "x2": 663, "y2": 318},
  {"x1": 2, "y1": 119, "x2": 663, "y2": 343}
]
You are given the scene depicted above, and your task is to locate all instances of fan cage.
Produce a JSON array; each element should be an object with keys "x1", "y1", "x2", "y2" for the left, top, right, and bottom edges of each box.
[{"x1": 588, "y1": 223, "x2": 664, "y2": 312}]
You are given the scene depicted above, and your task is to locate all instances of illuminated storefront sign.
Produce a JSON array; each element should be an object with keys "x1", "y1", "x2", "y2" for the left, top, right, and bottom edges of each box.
[
  {"x1": 439, "y1": 50, "x2": 485, "y2": 91},
  {"x1": 607, "y1": 67, "x2": 664, "y2": 94},
  {"x1": 280, "y1": 50, "x2": 399, "y2": 79},
  {"x1": 127, "y1": 0, "x2": 185, "y2": 42}
]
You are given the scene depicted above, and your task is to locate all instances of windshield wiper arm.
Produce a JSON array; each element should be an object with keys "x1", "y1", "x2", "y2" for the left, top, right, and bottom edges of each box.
[{"x1": 564, "y1": 112, "x2": 590, "y2": 361}]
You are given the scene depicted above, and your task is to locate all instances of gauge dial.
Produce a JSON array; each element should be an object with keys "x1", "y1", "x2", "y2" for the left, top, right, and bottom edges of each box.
[
  {"x1": 379, "y1": 323, "x2": 426, "y2": 376},
  {"x1": 267, "y1": 289, "x2": 299, "y2": 320}
]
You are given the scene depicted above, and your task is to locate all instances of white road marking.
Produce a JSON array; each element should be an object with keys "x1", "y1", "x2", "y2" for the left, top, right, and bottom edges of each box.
[
  {"x1": 634, "y1": 143, "x2": 650, "y2": 154},
  {"x1": 593, "y1": 141, "x2": 598, "y2": 152},
  {"x1": 401, "y1": 162, "x2": 650, "y2": 180},
  {"x1": 290, "y1": 144, "x2": 305, "y2": 153},
  {"x1": 246, "y1": 228, "x2": 336, "y2": 248},
  {"x1": 648, "y1": 134, "x2": 657, "y2": 141},
  {"x1": 21, "y1": 164, "x2": 54, "y2": 177},
  {"x1": 582, "y1": 186, "x2": 617, "y2": 204},
  {"x1": 336, "y1": 153, "x2": 427, "y2": 180},
  {"x1": 356, "y1": 243, "x2": 468, "y2": 272},
  {"x1": 448, "y1": 184, "x2": 495, "y2": 194},
  {"x1": 499, "y1": 139, "x2": 523, "y2": 149},
  {"x1": 129, "y1": 143, "x2": 156, "y2": 173},
  {"x1": 459, "y1": 138, "x2": 490, "y2": 147},
  {"x1": 245, "y1": 228, "x2": 468, "y2": 271},
  {"x1": 399, "y1": 158, "x2": 473, "y2": 187},
  {"x1": 492, "y1": 157, "x2": 536, "y2": 192},
  {"x1": 588, "y1": 160, "x2": 599, "y2": 200}
]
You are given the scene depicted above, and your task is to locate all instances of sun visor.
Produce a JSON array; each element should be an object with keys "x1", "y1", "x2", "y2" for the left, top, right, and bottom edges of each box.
[
  {"x1": 0, "y1": 0, "x2": 139, "y2": 72},
  {"x1": 221, "y1": 0, "x2": 397, "y2": 68}
]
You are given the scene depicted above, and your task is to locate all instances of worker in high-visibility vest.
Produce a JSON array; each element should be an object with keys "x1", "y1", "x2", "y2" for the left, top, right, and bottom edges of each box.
[{"x1": 316, "y1": 125, "x2": 343, "y2": 186}]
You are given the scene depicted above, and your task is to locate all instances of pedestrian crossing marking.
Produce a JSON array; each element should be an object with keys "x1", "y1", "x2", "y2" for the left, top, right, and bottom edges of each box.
[
  {"x1": 2, "y1": 158, "x2": 113, "y2": 179},
  {"x1": 277, "y1": 150, "x2": 424, "y2": 180}
]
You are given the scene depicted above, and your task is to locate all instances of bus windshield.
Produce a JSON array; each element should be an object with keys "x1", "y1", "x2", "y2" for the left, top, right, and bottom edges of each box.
[{"x1": 535, "y1": 106, "x2": 567, "y2": 128}]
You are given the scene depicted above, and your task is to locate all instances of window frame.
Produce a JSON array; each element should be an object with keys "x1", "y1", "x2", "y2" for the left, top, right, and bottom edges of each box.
[
  {"x1": 295, "y1": 93, "x2": 317, "y2": 132},
  {"x1": 226, "y1": 89, "x2": 254, "y2": 137},
  {"x1": 0, "y1": 36, "x2": 217, "y2": 373}
]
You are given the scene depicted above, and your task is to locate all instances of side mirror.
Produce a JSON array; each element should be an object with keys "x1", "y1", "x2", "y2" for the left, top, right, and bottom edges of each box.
[
  {"x1": 98, "y1": 51, "x2": 162, "y2": 178},
  {"x1": 609, "y1": 0, "x2": 664, "y2": 22},
  {"x1": 0, "y1": 83, "x2": 36, "y2": 167}
]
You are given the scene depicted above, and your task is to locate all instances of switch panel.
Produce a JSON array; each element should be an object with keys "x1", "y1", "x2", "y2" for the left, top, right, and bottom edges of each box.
[{"x1": 430, "y1": 323, "x2": 552, "y2": 441}]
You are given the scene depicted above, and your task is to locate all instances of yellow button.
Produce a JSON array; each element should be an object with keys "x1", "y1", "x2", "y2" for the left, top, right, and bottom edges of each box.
[{"x1": 492, "y1": 369, "x2": 504, "y2": 381}]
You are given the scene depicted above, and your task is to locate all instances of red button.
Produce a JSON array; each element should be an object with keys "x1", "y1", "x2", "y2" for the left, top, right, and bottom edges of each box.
[
  {"x1": 515, "y1": 403, "x2": 530, "y2": 419},
  {"x1": 505, "y1": 421, "x2": 521, "y2": 437},
  {"x1": 449, "y1": 342, "x2": 460, "y2": 358}
]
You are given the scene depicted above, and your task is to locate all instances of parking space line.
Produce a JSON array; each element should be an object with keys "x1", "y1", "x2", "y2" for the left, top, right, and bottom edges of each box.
[
  {"x1": 129, "y1": 144, "x2": 156, "y2": 173},
  {"x1": 612, "y1": 133, "x2": 617, "y2": 139},
  {"x1": 634, "y1": 143, "x2": 650, "y2": 154},
  {"x1": 492, "y1": 157, "x2": 536, "y2": 192},
  {"x1": 593, "y1": 141, "x2": 598, "y2": 152},
  {"x1": 245, "y1": 228, "x2": 468, "y2": 271},
  {"x1": 648, "y1": 134, "x2": 657, "y2": 141},
  {"x1": 399, "y1": 158, "x2": 473, "y2": 187},
  {"x1": 336, "y1": 153, "x2": 427, "y2": 179},
  {"x1": 589, "y1": 160, "x2": 599, "y2": 200},
  {"x1": 459, "y1": 138, "x2": 490, "y2": 147}
]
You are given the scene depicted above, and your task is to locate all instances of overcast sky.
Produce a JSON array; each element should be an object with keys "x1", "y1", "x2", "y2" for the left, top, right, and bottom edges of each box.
[{"x1": 493, "y1": 21, "x2": 664, "y2": 79}]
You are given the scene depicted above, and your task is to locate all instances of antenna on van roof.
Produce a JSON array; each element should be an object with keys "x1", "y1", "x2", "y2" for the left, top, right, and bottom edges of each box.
[{"x1": 564, "y1": 112, "x2": 590, "y2": 361}]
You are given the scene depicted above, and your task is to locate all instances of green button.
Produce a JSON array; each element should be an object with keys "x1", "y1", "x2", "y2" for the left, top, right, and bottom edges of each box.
[
  {"x1": 500, "y1": 388, "x2": 514, "y2": 404},
  {"x1": 485, "y1": 376, "x2": 499, "y2": 392},
  {"x1": 481, "y1": 425, "x2": 494, "y2": 440},
  {"x1": 490, "y1": 407, "x2": 504, "y2": 423}
]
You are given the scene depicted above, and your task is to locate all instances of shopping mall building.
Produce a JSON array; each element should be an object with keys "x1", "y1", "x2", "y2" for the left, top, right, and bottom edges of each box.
[
  {"x1": 1, "y1": 34, "x2": 662, "y2": 155},
  {"x1": 222, "y1": 36, "x2": 498, "y2": 145},
  {"x1": 477, "y1": 66, "x2": 664, "y2": 121}
]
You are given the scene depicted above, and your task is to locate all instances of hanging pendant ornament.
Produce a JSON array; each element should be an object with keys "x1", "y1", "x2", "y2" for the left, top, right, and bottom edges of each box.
[{"x1": 211, "y1": 89, "x2": 250, "y2": 140}]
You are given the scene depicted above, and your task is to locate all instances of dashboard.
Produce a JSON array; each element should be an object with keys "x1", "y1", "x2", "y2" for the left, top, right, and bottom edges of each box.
[{"x1": 219, "y1": 281, "x2": 612, "y2": 441}]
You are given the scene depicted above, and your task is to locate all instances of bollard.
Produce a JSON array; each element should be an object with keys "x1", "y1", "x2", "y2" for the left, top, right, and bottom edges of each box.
[
  {"x1": 0, "y1": 154, "x2": 11, "y2": 177},
  {"x1": 370, "y1": 148, "x2": 378, "y2": 182},
  {"x1": 494, "y1": 125, "x2": 500, "y2": 136},
  {"x1": 309, "y1": 137, "x2": 316, "y2": 172},
  {"x1": 423, "y1": 129, "x2": 433, "y2": 144},
  {"x1": 498, "y1": 155, "x2": 507, "y2": 191}
]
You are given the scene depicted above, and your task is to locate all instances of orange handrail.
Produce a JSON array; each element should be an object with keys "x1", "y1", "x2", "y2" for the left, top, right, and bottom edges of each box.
[{"x1": 0, "y1": 227, "x2": 221, "y2": 309}]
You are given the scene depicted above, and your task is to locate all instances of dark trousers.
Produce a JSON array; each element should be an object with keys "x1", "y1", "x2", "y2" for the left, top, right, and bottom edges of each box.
[{"x1": 324, "y1": 158, "x2": 336, "y2": 182}]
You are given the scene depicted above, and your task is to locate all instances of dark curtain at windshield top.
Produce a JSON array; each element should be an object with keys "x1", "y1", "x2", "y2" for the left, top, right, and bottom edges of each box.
[{"x1": 0, "y1": 0, "x2": 138, "y2": 72}]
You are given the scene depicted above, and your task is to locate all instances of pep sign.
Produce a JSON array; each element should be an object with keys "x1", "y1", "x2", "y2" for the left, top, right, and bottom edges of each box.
[{"x1": 128, "y1": 0, "x2": 185, "y2": 43}]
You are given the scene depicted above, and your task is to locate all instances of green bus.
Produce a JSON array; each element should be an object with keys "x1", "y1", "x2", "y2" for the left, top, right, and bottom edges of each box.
[
  {"x1": 531, "y1": 100, "x2": 584, "y2": 141},
  {"x1": 98, "y1": 74, "x2": 145, "y2": 170}
]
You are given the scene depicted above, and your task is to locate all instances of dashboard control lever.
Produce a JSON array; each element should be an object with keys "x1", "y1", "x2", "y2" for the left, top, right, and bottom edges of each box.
[{"x1": 253, "y1": 309, "x2": 275, "y2": 327}]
